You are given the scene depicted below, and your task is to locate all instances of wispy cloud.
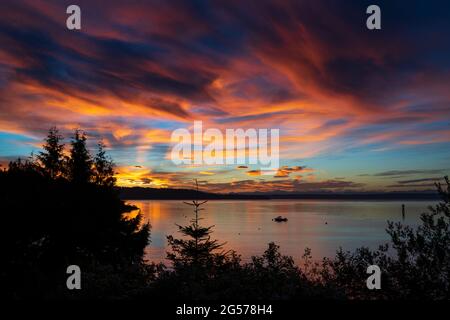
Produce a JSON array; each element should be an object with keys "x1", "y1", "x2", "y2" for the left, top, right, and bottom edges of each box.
[
  {"x1": 1, "y1": 0, "x2": 449, "y2": 191},
  {"x1": 372, "y1": 169, "x2": 447, "y2": 177}
]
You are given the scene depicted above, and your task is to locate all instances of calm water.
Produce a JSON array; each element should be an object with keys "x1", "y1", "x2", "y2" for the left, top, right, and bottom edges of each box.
[{"x1": 128, "y1": 200, "x2": 435, "y2": 264}]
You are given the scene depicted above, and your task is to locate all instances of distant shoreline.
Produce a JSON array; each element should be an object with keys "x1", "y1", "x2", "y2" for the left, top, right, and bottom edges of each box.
[{"x1": 118, "y1": 187, "x2": 440, "y2": 201}]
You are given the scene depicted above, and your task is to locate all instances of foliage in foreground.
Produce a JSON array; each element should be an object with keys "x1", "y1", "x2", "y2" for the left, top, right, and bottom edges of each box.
[
  {"x1": 320, "y1": 176, "x2": 450, "y2": 299},
  {"x1": 143, "y1": 177, "x2": 450, "y2": 300},
  {"x1": 0, "y1": 128, "x2": 150, "y2": 299},
  {"x1": 1, "y1": 128, "x2": 449, "y2": 300},
  {"x1": 146, "y1": 191, "x2": 342, "y2": 300}
]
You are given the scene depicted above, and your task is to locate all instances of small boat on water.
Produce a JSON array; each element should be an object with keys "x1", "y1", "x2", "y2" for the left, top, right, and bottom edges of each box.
[{"x1": 273, "y1": 215, "x2": 288, "y2": 222}]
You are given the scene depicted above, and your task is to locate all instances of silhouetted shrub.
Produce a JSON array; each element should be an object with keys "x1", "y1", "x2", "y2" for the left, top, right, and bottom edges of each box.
[{"x1": 320, "y1": 176, "x2": 450, "y2": 300}]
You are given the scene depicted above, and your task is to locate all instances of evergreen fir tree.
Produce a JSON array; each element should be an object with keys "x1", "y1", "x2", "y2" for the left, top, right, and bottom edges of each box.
[
  {"x1": 37, "y1": 127, "x2": 65, "y2": 178},
  {"x1": 1, "y1": 127, "x2": 152, "y2": 299},
  {"x1": 68, "y1": 129, "x2": 93, "y2": 184},
  {"x1": 167, "y1": 180, "x2": 225, "y2": 268},
  {"x1": 94, "y1": 141, "x2": 116, "y2": 188}
]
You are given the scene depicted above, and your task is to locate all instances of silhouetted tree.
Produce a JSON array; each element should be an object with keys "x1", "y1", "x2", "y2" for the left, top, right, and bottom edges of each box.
[
  {"x1": 321, "y1": 176, "x2": 450, "y2": 300},
  {"x1": 67, "y1": 129, "x2": 93, "y2": 184},
  {"x1": 0, "y1": 127, "x2": 151, "y2": 299},
  {"x1": 382, "y1": 176, "x2": 450, "y2": 299},
  {"x1": 93, "y1": 141, "x2": 116, "y2": 188},
  {"x1": 37, "y1": 127, "x2": 65, "y2": 178},
  {"x1": 167, "y1": 181, "x2": 225, "y2": 269}
]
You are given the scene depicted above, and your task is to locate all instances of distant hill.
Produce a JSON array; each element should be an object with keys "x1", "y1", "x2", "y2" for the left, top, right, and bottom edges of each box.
[
  {"x1": 118, "y1": 187, "x2": 440, "y2": 201},
  {"x1": 118, "y1": 187, "x2": 270, "y2": 200}
]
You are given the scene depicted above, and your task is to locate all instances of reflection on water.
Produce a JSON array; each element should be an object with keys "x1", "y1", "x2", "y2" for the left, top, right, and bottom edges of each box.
[{"x1": 128, "y1": 200, "x2": 435, "y2": 264}]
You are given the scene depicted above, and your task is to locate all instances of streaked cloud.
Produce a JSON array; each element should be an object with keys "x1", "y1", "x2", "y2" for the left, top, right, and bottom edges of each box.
[
  {"x1": 372, "y1": 169, "x2": 447, "y2": 177},
  {"x1": 0, "y1": 0, "x2": 449, "y2": 192}
]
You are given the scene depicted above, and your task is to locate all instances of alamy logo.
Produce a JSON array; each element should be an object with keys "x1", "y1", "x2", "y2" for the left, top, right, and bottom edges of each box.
[
  {"x1": 170, "y1": 121, "x2": 280, "y2": 174},
  {"x1": 66, "y1": 265, "x2": 81, "y2": 290},
  {"x1": 366, "y1": 5, "x2": 381, "y2": 30},
  {"x1": 366, "y1": 265, "x2": 381, "y2": 290},
  {"x1": 66, "y1": 5, "x2": 81, "y2": 30}
]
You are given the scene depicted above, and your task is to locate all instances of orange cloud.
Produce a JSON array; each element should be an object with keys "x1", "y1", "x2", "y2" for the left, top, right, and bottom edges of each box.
[
  {"x1": 246, "y1": 170, "x2": 261, "y2": 176},
  {"x1": 274, "y1": 166, "x2": 311, "y2": 178}
]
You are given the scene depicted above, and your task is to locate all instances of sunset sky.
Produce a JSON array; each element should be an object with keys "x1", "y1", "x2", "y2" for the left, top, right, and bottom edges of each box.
[{"x1": 0, "y1": 0, "x2": 449, "y2": 193}]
